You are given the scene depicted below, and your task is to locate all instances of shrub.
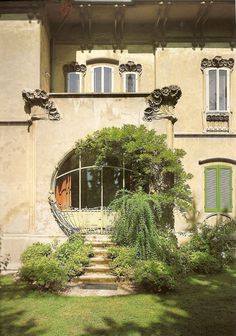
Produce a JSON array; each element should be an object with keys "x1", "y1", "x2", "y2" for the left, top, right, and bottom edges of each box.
[
  {"x1": 64, "y1": 254, "x2": 84, "y2": 279},
  {"x1": 190, "y1": 251, "x2": 222, "y2": 274},
  {"x1": 19, "y1": 256, "x2": 68, "y2": 291},
  {"x1": 134, "y1": 260, "x2": 176, "y2": 292},
  {"x1": 108, "y1": 246, "x2": 137, "y2": 281},
  {"x1": 185, "y1": 220, "x2": 236, "y2": 267},
  {"x1": 21, "y1": 242, "x2": 52, "y2": 263},
  {"x1": 110, "y1": 190, "x2": 163, "y2": 260},
  {"x1": 54, "y1": 234, "x2": 92, "y2": 279}
]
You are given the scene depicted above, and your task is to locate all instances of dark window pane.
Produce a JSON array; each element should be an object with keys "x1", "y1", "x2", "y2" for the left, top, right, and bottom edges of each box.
[
  {"x1": 219, "y1": 70, "x2": 227, "y2": 111},
  {"x1": 126, "y1": 73, "x2": 136, "y2": 93},
  {"x1": 209, "y1": 70, "x2": 217, "y2": 111},
  {"x1": 81, "y1": 168, "x2": 101, "y2": 209},
  {"x1": 58, "y1": 152, "x2": 79, "y2": 176},
  {"x1": 71, "y1": 171, "x2": 79, "y2": 208},
  {"x1": 103, "y1": 167, "x2": 123, "y2": 207},
  {"x1": 94, "y1": 67, "x2": 102, "y2": 92},
  {"x1": 81, "y1": 151, "x2": 97, "y2": 167},
  {"x1": 68, "y1": 73, "x2": 80, "y2": 93},
  {"x1": 104, "y1": 67, "x2": 112, "y2": 93}
]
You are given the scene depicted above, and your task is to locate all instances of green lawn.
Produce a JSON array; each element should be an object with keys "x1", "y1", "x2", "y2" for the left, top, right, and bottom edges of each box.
[{"x1": 1, "y1": 268, "x2": 236, "y2": 336}]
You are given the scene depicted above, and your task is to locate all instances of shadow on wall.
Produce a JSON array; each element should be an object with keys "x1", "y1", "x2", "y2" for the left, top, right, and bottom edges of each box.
[{"x1": 82, "y1": 269, "x2": 236, "y2": 336}]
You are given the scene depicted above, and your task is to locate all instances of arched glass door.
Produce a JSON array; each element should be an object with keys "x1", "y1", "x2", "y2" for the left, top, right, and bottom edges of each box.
[{"x1": 54, "y1": 151, "x2": 134, "y2": 232}]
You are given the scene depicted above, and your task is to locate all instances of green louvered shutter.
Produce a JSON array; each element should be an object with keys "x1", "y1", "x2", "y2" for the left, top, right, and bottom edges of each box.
[
  {"x1": 205, "y1": 167, "x2": 217, "y2": 212},
  {"x1": 219, "y1": 167, "x2": 232, "y2": 211}
]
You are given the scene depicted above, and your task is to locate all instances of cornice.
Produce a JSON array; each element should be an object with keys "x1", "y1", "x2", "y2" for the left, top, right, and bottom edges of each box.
[
  {"x1": 201, "y1": 56, "x2": 234, "y2": 70},
  {"x1": 63, "y1": 62, "x2": 87, "y2": 75},
  {"x1": 119, "y1": 61, "x2": 142, "y2": 75}
]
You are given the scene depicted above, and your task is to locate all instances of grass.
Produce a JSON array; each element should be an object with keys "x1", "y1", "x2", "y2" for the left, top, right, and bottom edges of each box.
[{"x1": 0, "y1": 267, "x2": 236, "y2": 336}]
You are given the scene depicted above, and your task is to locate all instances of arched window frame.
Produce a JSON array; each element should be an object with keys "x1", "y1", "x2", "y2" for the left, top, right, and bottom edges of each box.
[
  {"x1": 123, "y1": 72, "x2": 138, "y2": 93},
  {"x1": 67, "y1": 71, "x2": 82, "y2": 93},
  {"x1": 91, "y1": 65, "x2": 114, "y2": 93},
  {"x1": 204, "y1": 67, "x2": 230, "y2": 114}
]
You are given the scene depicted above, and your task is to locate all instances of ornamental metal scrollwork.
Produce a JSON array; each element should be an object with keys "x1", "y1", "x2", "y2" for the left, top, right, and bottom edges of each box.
[
  {"x1": 201, "y1": 56, "x2": 234, "y2": 70},
  {"x1": 143, "y1": 85, "x2": 182, "y2": 123},
  {"x1": 22, "y1": 89, "x2": 60, "y2": 121},
  {"x1": 119, "y1": 61, "x2": 142, "y2": 75},
  {"x1": 206, "y1": 113, "x2": 229, "y2": 122},
  {"x1": 63, "y1": 62, "x2": 87, "y2": 75}
]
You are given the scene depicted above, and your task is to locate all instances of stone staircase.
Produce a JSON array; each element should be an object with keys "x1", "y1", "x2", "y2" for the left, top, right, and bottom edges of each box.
[{"x1": 77, "y1": 234, "x2": 117, "y2": 290}]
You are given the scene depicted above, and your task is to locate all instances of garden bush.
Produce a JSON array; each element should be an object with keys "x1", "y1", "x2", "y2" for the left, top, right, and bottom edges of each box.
[
  {"x1": 134, "y1": 260, "x2": 177, "y2": 292},
  {"x1": 190, "y1": 251, "x2": 221, "y2": 274},
  {"x1": 21, "y1": 242, "x2": 52, "y2": 263},
  {"x1": 185, "y1": 220, "x2": 236, "y2": 268},
  {"x1": 53, "y1": 234, "x2": 92, "y2": 279},
  {"x1": 19, "y1": 256, "x2": 68, "y2": 291},
  {"x1": 19, "y1": 234, "x2": 93, "y2": 290},
  {"x1": 108, "y1": 246, "x2": 137, "y2": 280}
]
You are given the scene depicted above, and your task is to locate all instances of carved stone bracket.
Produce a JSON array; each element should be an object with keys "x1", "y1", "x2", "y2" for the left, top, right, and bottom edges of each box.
[
  {"x1": 22, "y1": 89, "x2": 60, "y2": 121},
  {"x1": 119, "y1": 61, "x2": 142, "y2": 75},
  {"x1": 63, "y1": 62, "x2": 87, "y2": 75},
  {"x1": 201, "y1": 56, "x2": 234, "y2": 70},
  {"x1": 143, "y1": 85, "x2": 182, "y2": 123},
  {"x1": 206, "y1": 113, "x2": 229, "y2": 122}
]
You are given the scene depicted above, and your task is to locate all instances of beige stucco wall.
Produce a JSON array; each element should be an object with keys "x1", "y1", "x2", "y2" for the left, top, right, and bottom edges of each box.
[
  {"x1": 174, "y1": 136, "x2": 236, "y2": 236},
  {"x1": 40, "y1": 24, "x2": 50, "y2": 92},
  {"x1": 0, "y1": 20, "x2": 41, "y2": 121},
  {"x1": 52, "y1": 47, "x2": 155, "y2": 93},
  {"x1": 155, "y1": 48, "x2": 236, "y2": 133}
]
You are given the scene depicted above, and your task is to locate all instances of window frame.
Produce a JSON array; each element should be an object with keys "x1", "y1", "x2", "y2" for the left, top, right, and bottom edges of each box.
[
  {"x1": 67, "y1": 71, "x2": 82, "y2": 93},
  {"x1": 91, "y1": 65, "x2": 114, "y2": 93},
  {"x1": 204, "y1": 164, "x2": 232, "y2": 213},
  {"x1": 123, "y1": 72, "x2": 138, "y2": 93},
  {"x1": 205, "y1": 67, "x2": 230, "y2": 113}
]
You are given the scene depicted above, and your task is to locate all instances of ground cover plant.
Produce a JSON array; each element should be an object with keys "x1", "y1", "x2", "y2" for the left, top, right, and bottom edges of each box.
[
  {"x1": 19, "y1": 234, "x2": 93, "y2": 291},
  {"x1": 1, "y1": 267, "x2": 236, "y2": 336}
]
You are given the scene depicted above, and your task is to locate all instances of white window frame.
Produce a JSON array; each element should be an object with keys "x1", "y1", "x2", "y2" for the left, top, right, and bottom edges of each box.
[
  {"x1": 123, "y1": 72, "x2": 138, "y2": 93},
  {"x1": 67, "y1": 72, "x2": 82, "y2": 93},
  {"x1": 91, "y1": 65, "x2": 114, "y2": 93},
  {"x1": 205, "y1": 67, "x2": 230, "y2": 113}
]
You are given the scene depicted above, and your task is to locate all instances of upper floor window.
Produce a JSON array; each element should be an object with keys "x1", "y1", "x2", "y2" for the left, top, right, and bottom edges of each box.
[
  {"x1": 67, "y1": 72, "x2": 81, "y2": 93},
  {"x1": 206, "y1": 68, "x2": 230, "y2": 113},
  {"x1": 205, "y1": 165, "x2": 232, "y2": 212},
  {"x1": 124, "y1": 72, "x2": 138, "y2": 93},
  {"x1": 201, "y1": 56, "x2": 234, "y2": 114},
  {"x1": 63, "y1": 62, "x2": 87, "y2": 93},
  {"x1": 92, "y1": 66, "x2": 113, "y2": 93}
]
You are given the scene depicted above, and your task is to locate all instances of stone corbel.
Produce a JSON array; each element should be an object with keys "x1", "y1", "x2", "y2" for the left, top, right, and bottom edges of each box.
[
  {"x1": 143, "y1": 85, "x2": 182, "y2": 124},
  {"x1": 119, "y1": 61, "x2": 142, "y2": 76},
  {"x1": 22, "y1": 89, "x2": 61, "y2": 121}
]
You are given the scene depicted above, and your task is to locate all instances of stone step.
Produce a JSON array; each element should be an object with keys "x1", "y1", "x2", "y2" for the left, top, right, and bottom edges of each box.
[
  {"x1": 93, "y1": 248, "x2": 108, "y2": 256},
  {"x1": 90, "y1": 256, "x2": 110, "y2": 265},
  {"x1": 79, "y1": 273, "x2": 116, "y2": 284},
  {"x1": 86, "y1": 264, "x2": 111, "y2": 273},
  {"x1": 85, "y1": 234, "x2": 110, "y2": 239},
  {"x1": 85, "y1": 241, "x2": 114, "y2": 248}
]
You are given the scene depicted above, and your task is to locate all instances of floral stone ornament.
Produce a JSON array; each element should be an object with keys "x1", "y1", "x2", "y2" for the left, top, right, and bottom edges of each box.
[
  {"x1": 22, "y1": 89, "x2": 60, "y2": 121},
  {"x1": 143, "y1": 85, "x2": 182, "y2": 123}
]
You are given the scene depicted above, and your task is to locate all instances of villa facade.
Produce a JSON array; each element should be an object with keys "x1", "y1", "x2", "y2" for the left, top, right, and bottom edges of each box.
[{"x1": 0, "y1": 0, "x2": 235, "y2": 270}]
